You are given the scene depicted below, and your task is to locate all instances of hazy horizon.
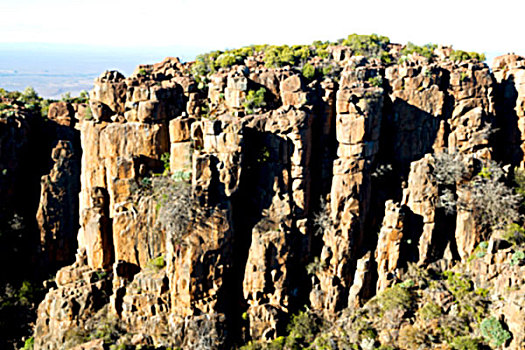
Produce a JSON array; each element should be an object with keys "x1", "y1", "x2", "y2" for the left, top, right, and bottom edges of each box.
[
  {"x1": 0, "y1": 42, "x2": 211, "y2": 99},
  {"x1": 0, "y1": 40, "x2": 512, "y2": 99}
]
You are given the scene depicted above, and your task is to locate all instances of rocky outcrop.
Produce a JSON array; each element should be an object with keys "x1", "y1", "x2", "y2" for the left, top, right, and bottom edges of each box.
[
  {"x1": 310, "y1": 77, "x2": 383, "y2": 312},
  {"x1": 28, "y1": 46, "x2": 525, "y2": 350},
  {"x1": 493, "y1": 54, "x2": 525, "y2": 165},
  {"x1": 34, "y1": 249, "x2": 111, "y2": 349},
  {"x1": 36, "y1": 139, "x2": 80, "y2": 268},
  {"x1": 240, "y1": 107, "x2": 313, "y2": 338},
  {"x1": 0, "y1": 98, "x2": 83, "y2": 280},
  {"x1": 468, "y1": 244, "x2": 525, "y2": 350}
]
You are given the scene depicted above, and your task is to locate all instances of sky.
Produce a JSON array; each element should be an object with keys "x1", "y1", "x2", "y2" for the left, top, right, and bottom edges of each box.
[
  {"x1": 1, "y1": 0, "x2": 524, "y2": 98},
  {"x1": 1, "y1": 0, "x2": 524, "y2": 57}
]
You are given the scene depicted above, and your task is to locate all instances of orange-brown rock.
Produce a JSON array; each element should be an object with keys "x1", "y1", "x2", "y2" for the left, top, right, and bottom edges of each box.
[
  {"x1": 29, "y1": 50, "x2": 525, "y2": 350},
  {"x1": 47, "y1": 101, "x2": 76, "y2": 127},
  {"x1": 34, "y1": 250, "x2": 112, "y2": 350},
  {"x1": 311, "y1": 81, "x2": 383, "y2": 313}
]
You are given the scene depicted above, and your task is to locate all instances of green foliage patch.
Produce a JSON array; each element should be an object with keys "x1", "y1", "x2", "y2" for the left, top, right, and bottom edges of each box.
[
  {"x1": 243, "y1": 88, "x2": 266, "y2": 114},
  {"x1": 377, "y1": 284, "x2": 414, "y2": 312},
  {"x1": 302, "y1": 63, "x2": 316, "y2": 79},
  {"x1": 341, "y1": 33, "x2": 390, "y2": 56},
  {"x1": 449, "y1": 50, "x2": 486, "y2": 62},
  {"x1": 400, "y1": 42, "x2": 437, "y2": 60},
  {"x1": 480, "y1": 317, "x2": 511, "y2": 347},
  {"x1": 451, "y1": 336, "x2": 483, "y2": 350},
  {"x1": 148, "y1": 255, "x2": 166, "y2": 270}
]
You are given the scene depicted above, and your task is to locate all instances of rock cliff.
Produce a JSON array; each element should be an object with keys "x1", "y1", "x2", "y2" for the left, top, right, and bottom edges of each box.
[{"x1": 1, "y1": 37, "x2": 524, "y2": 349}]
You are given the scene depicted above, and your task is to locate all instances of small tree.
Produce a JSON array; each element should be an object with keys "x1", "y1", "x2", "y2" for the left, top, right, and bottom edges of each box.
[
  {"x1": 243, "y1": 88, "x2": 266, "y2": 114},
  {"x1": 480, "y1": 317, "x2": 511, "y2": 347},
  {"x1": 302, "y1": 63, "x2": 316, "y2": 79}
]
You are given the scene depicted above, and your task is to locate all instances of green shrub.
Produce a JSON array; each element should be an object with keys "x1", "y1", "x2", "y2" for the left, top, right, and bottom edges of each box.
[
  {"x1": 78, "y1": 90, "x2": 90, "y2": 103},
  {"x1": 475, "y1": 288, "x2": 490, "y2": 298},
  {"x1": 468, "y1": 241, "x2": 488, "y2": 262},
  {"x1": 172, "y1": 170, "x2": 192, "y2": 182},
  {"x1": 108, "y1": 344, "x2": 127, "y2": 350},
  {"x1": 513, "y1": 167, "x2": 525, "y2": 197},
  {"x1": 243, "y1": 88, "x2": 266, "y2": 114},
  {"x1": 317, "y1": 48, "x2": 330, "y2": 59},
  {"x1": 504, "y1": 223, "x2": 525, "y2": 245},
  {"x1": 510, "y1": 250, "x2": 524, "y2": 265},
  {"x1": 443, "y1": 271, "x2": 473, "y2": 301},
  {"x1": 19, "y1": 86, "x2": 40, "y2": 104},
  {"x1": 278, "y1": 46, "x2": 295, "y2": 66},
  {"x1": 22, "y1": 336, "x2": 34, "y2": 350},
  {"x1": 342, "y1": 33, "x2": 390, "y2": 56},
  {"x1": 480, "y1": 317, "x2": 511, "y2": 347},
  {"x1": 398, "y1": 279, "x2": 415, "y2": 289},
  {"x1": 302, "y1": 63, "x2": 316, "y2": 79},
  {"x1": 322, "y1": 65, "x2": 333, "y2": 76},
  {"x1": 451, "y1": 336, "x2": 482, "y2": 350},
  {"x1": 17, "y1": 281, "x2": 37, "y2": 307},
  {"x1": 306, "y1": 256, "x2": 326, "y2": 275},
  {"x1": 148, "y1": 255, "x2": 166, "y2": 270},
  {"x1": 367, "y1": 76, "x2": 383, "y2": 87},
  {"x1": 264, "y1": 45, "x2": 296, "y2": 67},
  {"x1": 294, "y1": 46, "x2": 311, "y2": 65},
  {"x1": 449, "y1": 50, "x2": 486, "y2": 62},
  {"x1": 285, "y1": 310, "x2": 323, "y2": 349},
  {"x1": 161, "y1": 152, "x2": 170, "y2": 175},
  {"x1": 380, "y1": 51, "x2": 393, "y2": 64},
  {"x1": 400, "y1": 42, "x2": 437, "y2": 60},
  {"x1": 377, "y1": 285, "x2": 413, "y2": 312},
  {"x1": 40, "y1": 99, "x2": 50, "y2": 118},
  {"x1": 418, "y1": 302, "x2": 441, "y2": 320},
  {"x1": 217, "y1": 53, "x2": 238, "y2": 68},
  {"x1": 84, "y1": 105, "x2": 93, "y2": 120},
  {"x1": 192, "y1": 51, "x2": 224, "y2": 78},
  {"x1": 60, "y1": 92, "x2": 72, "y2": 102},
  {"x1": 93, "y1": 269, "x2": 108, "y2": 282}
]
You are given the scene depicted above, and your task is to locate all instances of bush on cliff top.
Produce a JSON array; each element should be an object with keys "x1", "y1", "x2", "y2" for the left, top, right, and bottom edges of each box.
[
  {"x1": 0, "y1": 86, "x2": 51, "y2": 117},
  {"x1": 449, "y1": 50, "x2": 486, "y2": 62},
  {"x1": 400, "y1": 42, "x2": 437, "y2": 60},
  {"x1": 341, "y1": 33, "x2": 390, "y2": 56}
]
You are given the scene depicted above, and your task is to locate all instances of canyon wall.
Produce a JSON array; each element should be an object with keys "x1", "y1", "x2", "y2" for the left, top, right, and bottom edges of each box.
[{"x1": 5, "y1": 50, "x2": 523, "y2": 349}]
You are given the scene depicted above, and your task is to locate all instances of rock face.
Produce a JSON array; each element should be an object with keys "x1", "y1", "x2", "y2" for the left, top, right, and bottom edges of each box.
[
  {"x1": 493, "y1": 54, "x2": 525, "y2": 165},
  {"x1": 28, "y1": 48, "x2": 525, "y2": 350},
  {"x1": 36, "y1": 139, "x2": 80, "y2": 269},
  {"x1": 37, "y1": 101, "x2": 83, "y2": 270},
  {"x1": 0, "y1": 102, "x2": 33, "y2": 225},
  {"x1": 0, "y1": 99, "x2": 82, "y2": 278}
]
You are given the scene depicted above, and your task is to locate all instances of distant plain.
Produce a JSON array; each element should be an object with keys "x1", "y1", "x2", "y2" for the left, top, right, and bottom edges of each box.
[{"x1": 0, "y1": 43, "x2": 201, "y2": 99}]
